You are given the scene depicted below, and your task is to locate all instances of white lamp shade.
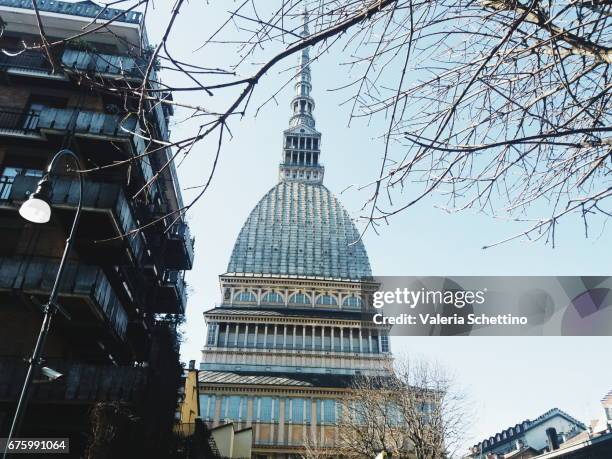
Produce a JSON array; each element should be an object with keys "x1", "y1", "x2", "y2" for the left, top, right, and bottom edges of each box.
[{"x1": 19, "y1": 197, "x2": 51, "y2": 223}]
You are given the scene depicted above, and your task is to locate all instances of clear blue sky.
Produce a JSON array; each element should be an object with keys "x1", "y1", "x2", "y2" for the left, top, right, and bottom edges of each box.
[{"x1": 138, "y1": 1, "x2": 612, "y2": 454}]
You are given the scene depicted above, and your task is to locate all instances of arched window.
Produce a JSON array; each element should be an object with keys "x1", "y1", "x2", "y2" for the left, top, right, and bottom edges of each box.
[
  {"x1": 233, "y1": 291, "x2": 256, "y2": 303},
  {"x1": 289, "y1": 292, "x2": 310, "y2": 305},
  {"x1": 261, "y1": 291, "x2": 284, "y2": 304},
  {"x1": 316, "y1": 295, "x2": 337, "y2": 306},
  {"x1": 343, "y1": 296, "x2": 362, "y2": 308}
]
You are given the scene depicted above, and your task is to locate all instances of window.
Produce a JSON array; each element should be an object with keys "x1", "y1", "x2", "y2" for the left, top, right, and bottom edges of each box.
[
  {"x1": 200, "y1": 394, "x2": 216, "y2": 420},
  {"x1": 316, "y1": 295, "x2": 337, "y2": 306},
  {"x1": 233, "y1": 290, "x2": 256, "y2": 303},
  {"x1": 286, "y1": 398, "x2": 310, "y2": 423},
  {"x1": 221, "y1": 396, "x2": 245, "y2": 421},
  {"x1": 261, "y1": 291, "x2": 283, "y2": 304},
  {"x1": 343, "y1": 296, "x2": 362, "y2": 308},
  {"x1": 206, "y1": 324, "x2": 218, "y2": 346},
  {"x1": 257, "y1": 397, "x2": 279, "y2": 422},
  {"x1": 289, "y1": 292, "x2": 310, "y2": 305},
  {"x1": 317, "y1": 399, "x2": 336, "y2": 424},
  {"x1": 380, "y1": 335, "x2": 390, "y2": 353}
]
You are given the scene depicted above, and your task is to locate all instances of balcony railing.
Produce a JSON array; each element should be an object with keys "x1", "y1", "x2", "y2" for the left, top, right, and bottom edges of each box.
[
  {"x1": 2, "y1": 175, "x2": 145, "y2": 264},
  {"x1": 37, "y1": 107, "x2": 137, "y2": 139},
  {"x1": 0, "y1": 47, "x2": 146, "y2": 79},
  {"x1": 0, "y1": 105, "x2": 136, "y2": 139},
  {"x1": 0, "y1": 51, "x2": 53, "y2": 75},
  {"x1": 0, "y1": 257, "x2": 128, "y2": 340},
  {"x1": 0, "y1": 357, "x2": 147, "y2": 403},
  {"x1": 61, "y1": 48, "x2": 146, "y2": 79},
  {"x1": 0, "y1": 108, "x2": 40, "y2": 136},
  {"x1": 153, "y1": 270, "x2": 187, "y2": 314},
  {"x1": 164, "y1": 221, "x2": 195, "y2": 270}
]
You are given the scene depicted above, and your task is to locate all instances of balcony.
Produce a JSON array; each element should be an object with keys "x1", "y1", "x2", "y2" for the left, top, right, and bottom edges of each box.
[
  {"x1": 61, "y1": 48, "x2": 146, "y2": 80},
  {"x1": 0, "y1": 357, "x2": 147, "y2": 404},
  {"x1": 0, "y1": 257, "x2": 129, "y2": 340},
  {"x1": 38, "y1": 107, "x2": 137, "y2": 139},
  {"x1": 0, "y1": 107, "x2": 41, "y2": 138},
  {"x1": 0, "y1": 47, "x2": 144, "y2": 80},
  {"x1": 0, "y1": 106, "x2": 137, "y2": 140},
  {"x1": 164, "y1": 222, "x2": 195, "y2": 270},
  {"x1": 153, "y1": 270, "x2": 187, "y2": 314},
  {"x1": 0, "y1": 51, "x2": 66, "y2": 79},
  {"x1": 1, "y1": 174, "x2": 145, "y2": 264}
]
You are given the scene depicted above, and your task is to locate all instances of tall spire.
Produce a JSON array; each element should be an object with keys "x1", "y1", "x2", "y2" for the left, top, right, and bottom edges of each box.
[
  {"x1": 290, "y1": 6, "x2": 315, "y2": 128},
  {"x1": 279, "y1": 3, "x2": 324, "y2": 184}
]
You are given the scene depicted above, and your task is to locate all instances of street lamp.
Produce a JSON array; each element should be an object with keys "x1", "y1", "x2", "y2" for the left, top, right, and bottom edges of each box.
[{"x1": 2, "y1": 149, "x2": 83, "y2": 459}]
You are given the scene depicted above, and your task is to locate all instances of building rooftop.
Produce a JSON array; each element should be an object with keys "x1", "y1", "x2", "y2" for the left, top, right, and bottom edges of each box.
[
  {"x1": 199, "y1": 370, "x2": 359, "y2": 388},
  {"x1": 0, "y1": 0, "x2": 142, "y2": 24},
  {"x1": 474, "y1": 408, "x2": 587, "y2": 452}
]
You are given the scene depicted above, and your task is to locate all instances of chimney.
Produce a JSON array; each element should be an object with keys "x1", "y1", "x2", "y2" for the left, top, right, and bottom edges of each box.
[
  {"x1": 546, "y1": 427, "x2": 560, "y2": 451},
  {"x1": 188, "y1": 359, "x2": 195, "y2": 370}
]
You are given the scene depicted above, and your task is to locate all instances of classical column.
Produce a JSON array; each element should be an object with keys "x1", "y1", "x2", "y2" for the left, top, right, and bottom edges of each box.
[
  {"x1": 378, "y1": 333, "x2": 383, "y2": 354},
  {"x1": 340, "y1": 328, "x2": 344, "y2": 352},
  {"x1": 293, "y1": 325, "x2": 297, "y2": 350},
  {"x1": 264, "y1": 324, "x2": 268, "y2": 348},
  {"x1": 278, "y1": 398, "x2": 286, "y2": 444},
  {"x1": 254, "y1": 324, "x2": 259, "y2": 348},
  {"x1": 368, "y1": 329, "x2": 373, "y2": 353},
  {"x1": 283, "y1": 324, "x2": 288, "y2": 349},
  {"x1": 303, "y1": 326, "x2": 306, "y2": 349},
  {"x1": 358, "y1": 328, "x2": 363, "y2": 353},
  {"x1": 224, "y1": 323, "x2": 229, "y2": 347},
  {"x1": 244, "y1": 324, "x2": 249, "y2": 347},
  {"x1": 234, "y1": 323, "x2": 240, "y2": 347},
  {"x1": 273, "y1": 325, "x2": 278, "y2": 349},
  {"x1": 348, "y1": 328, "x2": 353, "y2": 352},
  {"x1": 312, "y1": 326, "x2": 315, "y2": 350},
  {"x1": 331, "y1": 327, "x2": 335, "y2": 352}
]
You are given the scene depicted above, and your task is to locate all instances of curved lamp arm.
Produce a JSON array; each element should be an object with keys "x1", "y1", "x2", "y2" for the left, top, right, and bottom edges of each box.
[
  {"x1": 40, "y1": 149, "x2": 84, "y2": 307},
  {"x1": 3, "y1": 149, "x2": 84, "y2": 459}
]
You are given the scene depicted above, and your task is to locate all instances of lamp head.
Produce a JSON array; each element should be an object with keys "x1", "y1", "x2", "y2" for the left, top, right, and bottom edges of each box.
[{"x1": 19, "y1": 177, "x2": 52, "y2": 224}]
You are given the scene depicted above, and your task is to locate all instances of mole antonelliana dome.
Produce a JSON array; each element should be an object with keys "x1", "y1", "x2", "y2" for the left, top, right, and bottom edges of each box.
[{"x1": 226, "y1": 181, "x2": 371, "y2": 281}]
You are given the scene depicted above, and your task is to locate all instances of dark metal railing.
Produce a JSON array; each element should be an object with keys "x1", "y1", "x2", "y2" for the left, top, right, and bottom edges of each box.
[
  {"x1": 2, "y1": 175, "x2": 145, "y2": 264},
  {"x1": 167, "y1": 221, "x2": 195, "y2": 268},
  {"x1": 62, "y1": 48, "x2": 146, "y2": 78},
  {"x1": 0, "y1": 357, "x2": 148, "y2": 403},
  {"x1": 37, "y1": 107, "x2": 137, "y2": 138},
  {"x1": 0, "y1": 48, "x2": 146, "y2": 79},
  {"x1": 0, "y1": 51, "x2": 52, "y2": 73},
  {"x1": 0, "y1": 257, "x2": 129, "y2": 339},
  {"x1": 0, "y1": 107, "x2": 40, "y2": 134},
  {"x1": 157, "y1": 270, "x2": 187, "y2": 314}
]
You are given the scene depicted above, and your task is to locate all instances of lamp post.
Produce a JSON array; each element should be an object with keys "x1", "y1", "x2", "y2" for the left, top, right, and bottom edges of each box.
[{"x1": 2, "y1": 149, "x2": 83, "y2": 459}]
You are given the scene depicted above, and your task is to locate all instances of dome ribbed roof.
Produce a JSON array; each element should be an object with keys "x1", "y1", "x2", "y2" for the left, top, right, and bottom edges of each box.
[{"x1": 226, "y1": 181, "x2": 371, "y2": 280}]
